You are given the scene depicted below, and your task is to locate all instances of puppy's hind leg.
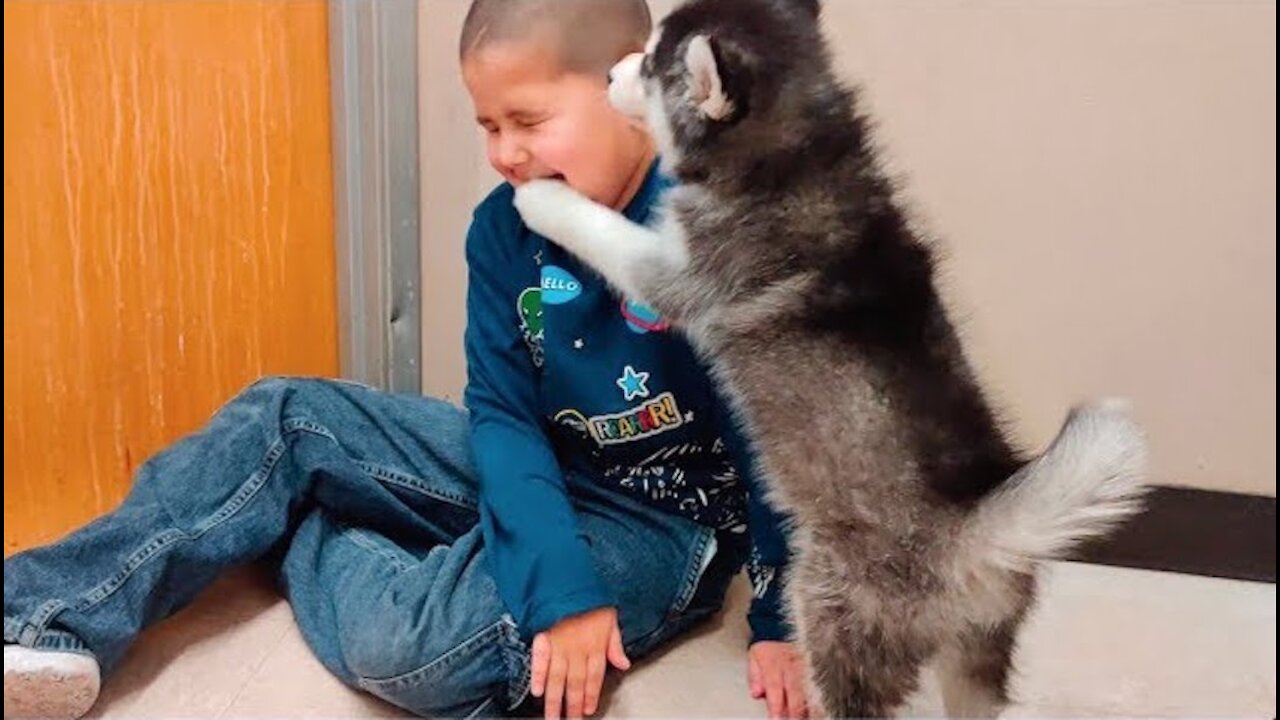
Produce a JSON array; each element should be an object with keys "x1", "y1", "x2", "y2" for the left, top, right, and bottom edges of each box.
[
  {"x1": 935, "y1": 618, "x2": 1024, "y2": 719},
  {"x1": 797, "y1": 604, "x2": 930, "y2": 718}
]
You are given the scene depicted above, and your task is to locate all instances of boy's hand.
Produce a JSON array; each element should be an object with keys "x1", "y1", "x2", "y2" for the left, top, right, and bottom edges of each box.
[
  {"x1": 748, "y1": 641, "x2": 810, "y2": 719},
  {"x1": 531, "y1": 606, "x2": 630, "y2": 719}
]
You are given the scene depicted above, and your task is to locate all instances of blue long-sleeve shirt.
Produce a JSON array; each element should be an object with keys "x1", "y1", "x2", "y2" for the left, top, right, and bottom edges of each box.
[{"x1": 463, "y1": 161, "x2": 792, "y2": 645}]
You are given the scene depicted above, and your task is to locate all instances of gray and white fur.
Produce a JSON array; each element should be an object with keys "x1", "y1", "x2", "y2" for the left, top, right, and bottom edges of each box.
[{"x1": 513, "y1": 0, "x2": 1148, "y2": 716}]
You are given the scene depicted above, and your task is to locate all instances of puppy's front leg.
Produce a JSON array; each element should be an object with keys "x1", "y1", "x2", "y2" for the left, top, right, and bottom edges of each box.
[{"x1": 513, "y1": 179, "x2": 686, "y2": 305}]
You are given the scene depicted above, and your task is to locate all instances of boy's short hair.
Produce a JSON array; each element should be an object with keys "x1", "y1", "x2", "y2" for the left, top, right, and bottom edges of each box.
[{"x1": 459, "y1": 0, "x2": 652, "y2": 77}]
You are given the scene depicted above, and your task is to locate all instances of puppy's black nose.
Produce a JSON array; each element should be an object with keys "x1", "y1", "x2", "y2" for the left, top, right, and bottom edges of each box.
[{"x1": 607, "y1": 70, "x2": 615, "y2": 84}]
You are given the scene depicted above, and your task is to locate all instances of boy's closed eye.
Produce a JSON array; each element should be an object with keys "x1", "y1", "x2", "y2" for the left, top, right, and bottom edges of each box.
[
  {"x1": 476, "y1": 113, "x2": 551, "y2": 134},
  {"x1": 510, "y1": 111, "x2": 551, "y2": 129}
]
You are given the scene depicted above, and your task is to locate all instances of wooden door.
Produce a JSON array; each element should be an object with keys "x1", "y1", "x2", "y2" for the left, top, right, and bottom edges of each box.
[{"x1": 4, "y1": 1, "x2": 339, "y2": 554}]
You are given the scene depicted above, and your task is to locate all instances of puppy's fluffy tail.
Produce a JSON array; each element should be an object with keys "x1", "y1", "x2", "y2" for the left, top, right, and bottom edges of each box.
[{"x1": 966, "y1": 400, "x2": 1149, "y2": 573}]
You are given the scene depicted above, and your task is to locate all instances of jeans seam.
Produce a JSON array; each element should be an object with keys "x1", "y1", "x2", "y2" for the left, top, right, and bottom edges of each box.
[
  {"x1": 465, "y1": 695, "x2": 497, "y2": 719},
  {"x1": 71, "y1": 419, "x2": 334, "y2": 614},
  {"x1": 672, "y1": 528, "x2": 717, "y2": 614},
  {"x1": 338, "y1": 526, "x2": 411, "y2": 573},
  {"x1": 500, "y1": 614, "x2": 532, "y2": 710},
  {"x1": 355, "y1": 460, "x2": 478, "y2": 511},
  {"x1": 20, "y1": 599, "x2": 69, "y2": 642},
  {"x1": 5, "y1": 616, "x2": 91, "y2": 655},
  {"x1": 354, "y1": 617, "x2": 527, "y2": 716},
  {"x1": 356, "y1": 619, "x2": 507, "y2": 690},
  {"x1": 355, "y1": 617, "x2": 504, "y2": 681},
  {"x1": 618, "y1": 527, "x2": 717, "y2": 658}
]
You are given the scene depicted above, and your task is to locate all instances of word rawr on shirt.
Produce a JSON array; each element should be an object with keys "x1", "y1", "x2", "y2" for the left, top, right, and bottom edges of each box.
[{"x1": 556, "y1": 392, "x2": 685, "y2": 447}]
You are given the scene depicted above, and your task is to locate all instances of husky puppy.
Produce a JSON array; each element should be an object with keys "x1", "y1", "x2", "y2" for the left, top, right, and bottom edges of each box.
[{"x1": 514, "y1": 0, "x2": 1147, "y2": 715}]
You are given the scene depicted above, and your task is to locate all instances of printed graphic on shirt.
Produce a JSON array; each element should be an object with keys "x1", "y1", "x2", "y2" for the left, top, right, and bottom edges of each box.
[
  {"x1": 620, "y1": 299, "x2": 670, "y2": 334},
  {"x1": 601, "y1": 450, "x2": 746, "y2": 530},
  {"x1": 747, "y1": 546, "x2": 778, "y2": 600},
  {"x1": 615, "y1": 364, "x2": 651, "y2": 401},
  {"x1": 540, "y1": 265, "x2": 582, "y2": 305},
  {"x1": 516, "y1": 287, "x2": 544, "y2": 368},
  {"x1": 553, "y1": 391, "x2": 685, "y2": 447},
  {"x1": 553, "y1": 408, "x2": 592, "y2": 439}
]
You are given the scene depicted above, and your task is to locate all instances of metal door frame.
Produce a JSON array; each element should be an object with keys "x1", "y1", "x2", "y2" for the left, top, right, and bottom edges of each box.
[{"x1": 329, "y1": 0, "x2": 421, "y2": 393}]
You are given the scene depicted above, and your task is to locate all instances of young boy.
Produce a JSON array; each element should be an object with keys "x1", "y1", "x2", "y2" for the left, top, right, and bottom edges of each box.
[{"x1": 4, "y1": 1, "x2": 808, "y2": 718}]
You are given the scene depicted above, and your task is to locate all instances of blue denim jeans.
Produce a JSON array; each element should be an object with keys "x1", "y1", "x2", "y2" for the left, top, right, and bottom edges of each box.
[{"x1": 4, "y1": 378, "x2": 745, "y2": 717}]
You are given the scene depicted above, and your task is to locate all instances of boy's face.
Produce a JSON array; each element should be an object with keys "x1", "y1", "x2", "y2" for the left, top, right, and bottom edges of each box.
[{"x1": 463, "y1": 39, "x2": 650, "y2": 209}]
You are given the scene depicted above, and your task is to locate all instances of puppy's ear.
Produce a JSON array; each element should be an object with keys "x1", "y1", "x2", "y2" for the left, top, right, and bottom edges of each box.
[{"x1": 685, "y1": 35, "x2": 744, "y2": 122}]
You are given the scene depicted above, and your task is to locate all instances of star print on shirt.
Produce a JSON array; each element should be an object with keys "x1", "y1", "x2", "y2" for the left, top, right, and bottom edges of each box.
[{"x1": 615, "y1": 365, "x2": 651, "y2": 401}]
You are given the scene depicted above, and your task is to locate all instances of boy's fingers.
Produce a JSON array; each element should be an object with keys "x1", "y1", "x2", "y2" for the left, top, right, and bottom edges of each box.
[
  {"x1": 566, "y1": 655, "x2": 587, "y2": 719},
  {"x1": 531, "y1": 633, "x2": 551, "y2": 698},
  {"x1": 544, "y1": 652, "x2": 567, "y2": 720},
  {"x1": 748, "y1": 656, "x2": 764, "y2": 698},
  {"x1": 785, "y1": 668, "x2": 809, "y2": 719},
  {"x1": 764, "y1": 665, "x2": 786, "y2": 719},
  {"x1": 606, "y1": 622, "x2": 631, "y2": 671},
  {"x1": 584, "y1": 652, "x2": 606, "y2": 715}
]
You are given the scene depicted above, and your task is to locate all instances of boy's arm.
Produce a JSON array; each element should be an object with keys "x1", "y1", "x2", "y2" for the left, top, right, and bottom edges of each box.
[
  {"x1": 743, "y1": 481, "x2": 794, "y2": 645},
  {"x1": 463, "y1": 197, "x2": 613, "y2": 636}
]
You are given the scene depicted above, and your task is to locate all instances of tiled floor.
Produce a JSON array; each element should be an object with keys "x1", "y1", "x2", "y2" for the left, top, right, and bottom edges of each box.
[{"x1": 83, "y1": 562, "x2": 1275, "y2": 718}]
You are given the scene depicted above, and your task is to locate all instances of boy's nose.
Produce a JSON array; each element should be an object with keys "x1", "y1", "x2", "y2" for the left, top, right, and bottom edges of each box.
[{"x1": 498, "y1": 139, "x2": 529, "y2": 169}]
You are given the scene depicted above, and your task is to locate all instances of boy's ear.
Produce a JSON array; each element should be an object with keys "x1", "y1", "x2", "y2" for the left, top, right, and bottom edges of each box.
[{"x1": 685, "y1": 35, "x2": 742, "y2": 122}]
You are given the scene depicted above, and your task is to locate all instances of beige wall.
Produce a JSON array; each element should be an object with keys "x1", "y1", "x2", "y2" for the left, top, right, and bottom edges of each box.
[
  {"x1": 420, "y1": 0, "x2": 499, "y2": 406},
  {"x1": 420, "y1": 1, "x2": 1276, "y2": 496}
]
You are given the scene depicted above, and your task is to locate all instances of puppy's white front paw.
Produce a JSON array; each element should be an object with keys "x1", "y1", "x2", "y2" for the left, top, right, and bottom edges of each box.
[{"x1": 513, "y1": 179, "x2": 581, "y2": 241}]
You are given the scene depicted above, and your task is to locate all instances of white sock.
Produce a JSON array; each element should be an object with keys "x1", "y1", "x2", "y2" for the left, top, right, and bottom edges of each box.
[{"x1": 4, "y1": 644, "x2": 101, "y2": 720}]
